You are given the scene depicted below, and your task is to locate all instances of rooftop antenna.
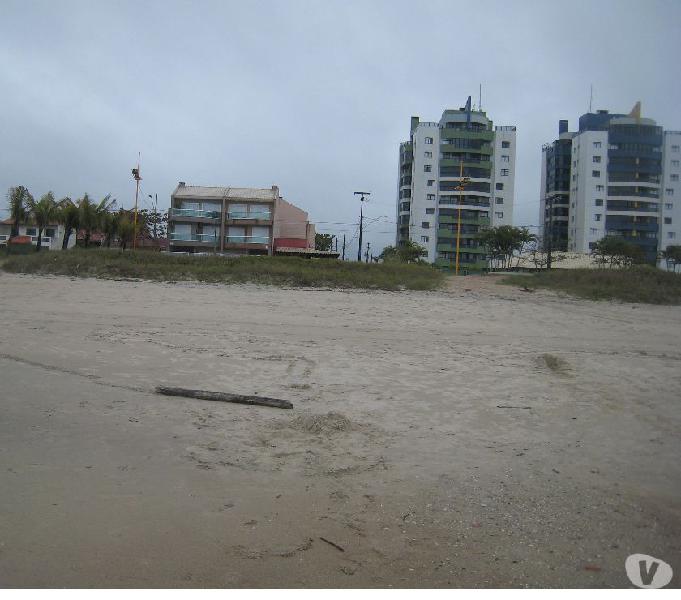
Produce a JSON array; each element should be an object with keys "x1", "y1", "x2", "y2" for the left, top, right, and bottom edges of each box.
[{"x1": 589, "y1": 84, "x2": 593, "y2": 113}]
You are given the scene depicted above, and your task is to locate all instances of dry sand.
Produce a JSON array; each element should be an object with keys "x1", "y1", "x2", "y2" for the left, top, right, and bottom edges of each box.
[{"x1": 0, "y1": 272, "x2": 679, "y2": 588}]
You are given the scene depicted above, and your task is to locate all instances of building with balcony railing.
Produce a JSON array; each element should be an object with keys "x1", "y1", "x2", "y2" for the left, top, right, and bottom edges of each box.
[
  {"x1": 0, "y1": 220, "x2": 75, "y2": 251},
  {"x1": 395, "y1": 97, "x2": 516, "y2": 271},
  {"x1": 539, "y1": 104, "x2": 680, "y2": 266},
  {"x1": 168, "y1": 182, "x2": 315, "y2": 255}
]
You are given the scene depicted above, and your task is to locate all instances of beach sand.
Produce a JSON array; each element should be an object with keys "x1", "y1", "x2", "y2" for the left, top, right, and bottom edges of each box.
[{"x1": 0, "y1": 272, "x2": 679, "y2": 588}]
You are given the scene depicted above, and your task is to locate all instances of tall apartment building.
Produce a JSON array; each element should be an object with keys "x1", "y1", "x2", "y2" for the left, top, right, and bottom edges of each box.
[
  {"x1": 396, "y1": 98, "x2": 516, "y2": 271},
  {"x1": 540, "y1": 104, "x2": 681, "y2": 264},
  {"x1": 540, "y1": 120, "x2": 574, "y2": 251}
]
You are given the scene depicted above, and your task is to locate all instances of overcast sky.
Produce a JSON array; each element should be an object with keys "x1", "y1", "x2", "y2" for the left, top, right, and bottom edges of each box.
[{"x1": 1, "y1": 0, "x2": 680, "y2": 256}]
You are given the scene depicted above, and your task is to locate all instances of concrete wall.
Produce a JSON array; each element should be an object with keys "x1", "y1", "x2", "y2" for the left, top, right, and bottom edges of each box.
[
  {"x1": 492, "y1": 126, "x2": 516, "y2": 226},
  {"x1": 273, "y1": 197, "x2": 314, "y2": 248}
]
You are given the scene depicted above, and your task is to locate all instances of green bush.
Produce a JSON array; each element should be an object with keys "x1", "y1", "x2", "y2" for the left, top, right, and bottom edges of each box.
[
  {"x1": 2, "y1": 249, "x2": 444, "y2": 291},
  {"x1": 503, "y1": 266, "x2": 681, "y2": 305}
]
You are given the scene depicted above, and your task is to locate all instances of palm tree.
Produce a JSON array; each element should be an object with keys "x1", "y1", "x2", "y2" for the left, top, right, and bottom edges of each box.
[
  {"x1": 117, "y1": 212, "x2": 135, "y2": 251},
  {"x1": 26, "y1": 192, "x2": 58, "y2": 251},
  {"x1": 57, "y1": 197, "x2": 79, "y2": 250},
  {"x1": 102, "y1": 209, "x2": 119, "y2": 247},
  {"x1": 7, "y1": 186, "x2": 32, "y2": 238},
  {"x1": 77, "y1": 194, "x2": 114, "y2": 247}
]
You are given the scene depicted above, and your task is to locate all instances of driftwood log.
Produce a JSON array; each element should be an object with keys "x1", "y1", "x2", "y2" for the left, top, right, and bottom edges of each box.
[{"x1": 155, "y1": 386, "x2": 293, "y2": 409}]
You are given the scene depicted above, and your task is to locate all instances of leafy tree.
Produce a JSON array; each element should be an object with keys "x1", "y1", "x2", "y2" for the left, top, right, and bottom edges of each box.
[
  {"x1": 7, "y1": 186, "x2": 32, "y2": 238},
  {"x1": 139, "y1": 208, "x2": 168, "y2": 239},
  {"x1": 660, "y1": 245, "x2": 681, "y2": 272},
  {"x1": 57, "y1": 197, "x2": 79, "y2": 250},
  {"x1": 592, "y1": 236, "x2": 645, "y2": 268},
  {"x1": 26, "y1": 192, "x2": 58, "y2": 251},
  {"x1": 117, "y1": 212, "x2": 135, "y2": 251},
  {"x1": 477, "y1": 225, "x2": 537, "y2": 270},
  {"x1": 78, "y1": 194, "x2": 115, "y2": 247},
  {"x1": 315, "y1": 233, "x2": 334, "y2": 251},
  {"x1": 379, "y1": 239, "x2": 428, "y2": 263}
]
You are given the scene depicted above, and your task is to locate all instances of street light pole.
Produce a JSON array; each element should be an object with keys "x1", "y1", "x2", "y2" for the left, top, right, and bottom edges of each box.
[
  {"x1": 131, "y1": 154, "x2": 141, "y2": 250},
  {"x1": 354, "y1": 191, "x2": 370, "y2": 262}
]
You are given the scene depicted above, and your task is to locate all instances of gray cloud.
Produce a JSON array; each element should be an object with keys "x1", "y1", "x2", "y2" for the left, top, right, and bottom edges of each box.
[{"x1": 1, "y1": 0, "x2": 680, "y2": 257}]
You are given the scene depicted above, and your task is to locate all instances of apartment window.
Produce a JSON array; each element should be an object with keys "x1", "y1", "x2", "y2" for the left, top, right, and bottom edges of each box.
[
  {"x1": 426, "y1": 208, "x2": 435, "y2": 214},
  {"x1": 26, "y1": 227, "x2": 36, "y2": 236},
  {"x1": 425, "y1": 137, "x2": 433, "y2": 145},
  {"x1": 421, "y1": 221, "x2": 430, "y2": 229},
  {"x1": 426, "y1": 194, "x2": 436, "y2": 201},
  {"x1": 45, "y1": 228, "x2": 56, "y2": 238},
  {"x1": 669, "y1": 232, "x2": 677, "y2": 239},
  {"x1": 502, "y1": 141, "x2": 510, "y2": 148},
  {"x1": 495, "y1": 197, "x2": 504, "y2": 204},
  {"x1": 666, "y1": 188, "x2": 674, "y2": 196},
  {"x1": 496, "y1": 183, "x2": 504, "y2": 190},
  {"x1": 421, "y1": 236, "x2": 429, "y2": 243},
  {"x1": 500, "y1": 168, "x2": 510, "y2": 176},
  {"x1": 424, "y1": 164, "x2": 432, "y2": 172},
  {"x1": 593, "y1": 141, "x2": 602, "y2": 149},
  {"x1": 671, "y1": 174, "x2": 679, "y2": 181},
  {"x1": 595, "y1": 198, "x2": 603, "y2": 206},
  {"x1": 592, "y1": 170, "x2": 601, "y2": 177},
  {"x1": 595, "y1": 214, "x2": 602, "y2": 222},
  {"x1": 593, "y1": 156, "x2": 601, "y2": 163},
  {"x1": 495, "y1": 211, "x2": 504, "y2": 219},
  {"x1": 501, "y1": 155, "x2": 510, "y2": 162},
  {"x1": 424, "y1": 151, "x2": 432, "y2": 158},
  {"x1": 672, "y1": 145, "x2": 680, "y2": 152},
  {"x1": 427, "y1": 179, "x2": 435, "y2": 187},
  {"x1": 665, "y1": 217, "x2": 672, "y2": 224},
  {"x1": 590, "y1": 228, "x2": 598, "y2": 235},
  {"x1": 672, "y1": 160, "x2": 680, "y2": 167},
  {"x1": 665, "y1": 203, "x2": 674, "y2": 210},
  {"x1": 596, "y1": 185, "x2": 605, "y2": 191}
]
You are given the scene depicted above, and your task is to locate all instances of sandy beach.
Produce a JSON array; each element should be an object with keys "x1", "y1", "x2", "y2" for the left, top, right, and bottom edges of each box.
[{"x1": 0, "y1": 272, "x2": 679, "y2": 588}]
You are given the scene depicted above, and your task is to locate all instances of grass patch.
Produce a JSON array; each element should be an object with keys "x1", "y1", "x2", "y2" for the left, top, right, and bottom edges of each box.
[
  {"x1": 1, "y1": 249, "x2": 444, "y2": 291},
  {"x1": 502, "y1": 267, "x2": 681, "y2": 305}
]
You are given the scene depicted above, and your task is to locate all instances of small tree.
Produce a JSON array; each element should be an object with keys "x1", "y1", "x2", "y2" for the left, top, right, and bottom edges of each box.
[
  {"x1": 379, "y1": 240, "x2": 427, "y2": 263},
  {"x1": 592, "y1": 236, "x2": 645, "y2": 269},
  {"x1": 26, "y1": 192, "x2": 58, "y2": 251},
  {"x1": 139, "y1": 208, "x2": 167, "y2": 239},
  {"x1": 661, "y1": 245, "x2": 681, "y2": 272},
  {"x1": 477, "y1": 225, "x2": 537, "y2": 271},
  {"x1": 7, "y1": 186, "x2": 32, "y2": 238},
  {"x1": 117, "y1": 213, "x2": 135, "y2": 251},
  {"x1": 315, "y1": 233, "x2": 334, "y2": 251}
]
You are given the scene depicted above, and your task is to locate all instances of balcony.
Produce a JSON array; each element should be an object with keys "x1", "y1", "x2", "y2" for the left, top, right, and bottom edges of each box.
[
  {"x1": 439, "y1": 215, "x2": 490, "y2": 226},
  {"x1": 170, "y1": 208, "x2": 220, "y2": 220},
  {"x1": 225, "y1": 235, "x2": 269, "y2": 245},
  {"x1": 227, "y1": 211, "x2": 272, "y2": 221},
  {"x1": 170, "y1": 232, "x2": 219, "y2": 243}
]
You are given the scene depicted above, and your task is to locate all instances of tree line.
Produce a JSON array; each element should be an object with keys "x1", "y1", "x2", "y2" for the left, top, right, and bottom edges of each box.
[
  {"x1": 378, "y1": 224, "x2": 681, "y2": 272},
  {"x1": 6, "y1": 186, "x2": 167, "y2": 251}
]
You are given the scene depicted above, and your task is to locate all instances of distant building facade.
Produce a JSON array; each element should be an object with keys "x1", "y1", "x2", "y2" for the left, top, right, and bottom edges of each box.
[
  {"x1": 540, "y1": 104, "x2": 681, "y2": 265},
  {"x1": 168, "y1": 183, "x2": 314, "y2": 255},
  {"x1": 0, "y1": 220, "x2": 76, "y2": 251},
  {"x1": 396, "y1": 98, "x2": 517, "y2": 271}
]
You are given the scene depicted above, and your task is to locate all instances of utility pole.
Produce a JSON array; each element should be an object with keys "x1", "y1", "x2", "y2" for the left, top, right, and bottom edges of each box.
[
  {"x1": 365, "y1": 242, "x2": 370, "y2": 263},
  {"x1": 354, "y1": 191, "x2": 371, "y2": 261},
  {"x1": 342, "y1": 234, "x2": 346, "y2": 260},
  {"x1": 131, "y1": 154, "x2": 141, "y2": 250},
  {"x1": 546, "y1": 196, "x2": 553, "y2": 270},
  {"x1": 454, "y1": 161, "x2": 470, "y2": 275}
]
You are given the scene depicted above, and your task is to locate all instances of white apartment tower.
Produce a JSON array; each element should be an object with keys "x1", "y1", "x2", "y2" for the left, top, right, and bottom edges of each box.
[
  {"x1": 396, "y1": 98, "x2": 517, "y2": 271},
  {"x1": 540, "y1": 104, "x2": 680, "y2": 266}
]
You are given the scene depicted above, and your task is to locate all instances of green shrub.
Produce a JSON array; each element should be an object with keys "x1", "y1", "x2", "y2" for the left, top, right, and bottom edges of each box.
[{"x1": 2, "y1": 249, "x2": 445, "y2": 291}]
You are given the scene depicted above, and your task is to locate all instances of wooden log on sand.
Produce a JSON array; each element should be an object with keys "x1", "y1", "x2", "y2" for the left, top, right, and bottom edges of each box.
[{"x1": 155, "y1": 386, "x2": 293, "y2": 410}]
